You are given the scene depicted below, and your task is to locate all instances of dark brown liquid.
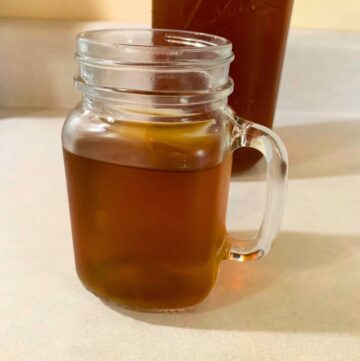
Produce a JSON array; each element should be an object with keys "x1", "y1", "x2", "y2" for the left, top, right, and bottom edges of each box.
[
  {"x1": 64, "y1": 149, "x2": 232, "y2": 310},
  {"x1": 152, "y1": 0, "x2": 293, "y2": 171}
]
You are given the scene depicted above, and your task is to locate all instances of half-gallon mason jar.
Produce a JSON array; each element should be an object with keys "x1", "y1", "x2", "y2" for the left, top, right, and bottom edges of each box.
[
  {"x1": 62, "y1": 29, "x2": 288, "y2": 311},
  {"x1": 153, "y1": 0, "x2": 293, "y2": 172}
]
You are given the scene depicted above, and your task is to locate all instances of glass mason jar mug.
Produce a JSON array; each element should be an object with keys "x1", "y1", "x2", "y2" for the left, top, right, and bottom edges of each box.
[{"x1": 62, "y1": 29, "x2": 288, "y2": 311}]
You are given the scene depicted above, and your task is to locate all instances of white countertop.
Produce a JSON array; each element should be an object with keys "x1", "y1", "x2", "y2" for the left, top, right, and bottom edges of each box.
[{"x1": 1, "y1": 107, "x2": 359, "y2": 361}]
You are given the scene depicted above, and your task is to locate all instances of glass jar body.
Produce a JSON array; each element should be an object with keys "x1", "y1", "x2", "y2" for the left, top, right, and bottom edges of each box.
[
  {"x1": 62, "y1": 29, "x2": 288, "y2": 312},
  {"x1": 62, "y1": 99, "x2": 234, "y2": 310}
]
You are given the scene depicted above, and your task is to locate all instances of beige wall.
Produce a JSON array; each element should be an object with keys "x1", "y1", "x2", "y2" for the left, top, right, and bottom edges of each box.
[
  {"x1": 0, "y1": 0, "x2": 151, "y2": 23},
  {"x1": 1, "y1": 0, "x2": 360, "y2": 31},
  {"x1": 292, "y1": 0, "x2": 360, "y2": 31}
]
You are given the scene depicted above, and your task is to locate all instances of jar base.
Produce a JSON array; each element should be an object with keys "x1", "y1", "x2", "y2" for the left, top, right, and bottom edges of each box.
[
  {"x1": 101, "y1": 296, "x2": 194, "y2": 313},
  {"x1": 85, "y1": 285, "x2": 197, "y2": 313}
]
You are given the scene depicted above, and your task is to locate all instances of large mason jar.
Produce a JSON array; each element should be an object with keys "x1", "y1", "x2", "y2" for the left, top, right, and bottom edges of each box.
[{"x1": 62, "y1": 29, "x2": 288, "y2": 311}]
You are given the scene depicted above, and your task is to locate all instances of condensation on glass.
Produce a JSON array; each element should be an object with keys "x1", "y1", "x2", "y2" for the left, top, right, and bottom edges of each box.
[{"x1": 62, "y1": 29, "x2": 288, "y2": 311}]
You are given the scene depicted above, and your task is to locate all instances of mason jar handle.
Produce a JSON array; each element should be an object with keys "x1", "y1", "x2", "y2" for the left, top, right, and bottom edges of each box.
[{"x1": 228, "y1": 114, "x2": 288, "y2": 262}]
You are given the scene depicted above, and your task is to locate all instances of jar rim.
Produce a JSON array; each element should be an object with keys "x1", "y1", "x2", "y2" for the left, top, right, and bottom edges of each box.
[
  {"x1": 76, "y1": 28, "x2": 233, "y2": 65},
  {"x1": 75, "y1": 28, "x2": 234, "y2": 104},
  {"x1": 77, "y1": 28, "x2": 232, "y2": 49}
]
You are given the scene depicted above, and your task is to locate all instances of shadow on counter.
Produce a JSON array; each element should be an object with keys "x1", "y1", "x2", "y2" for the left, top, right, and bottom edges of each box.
[
  {"x1": 105, "y1": 231, "x2": 360, "y2": 334},
  {"x1": 232, "y1": 119, "x2": 360, "y2": 181}
]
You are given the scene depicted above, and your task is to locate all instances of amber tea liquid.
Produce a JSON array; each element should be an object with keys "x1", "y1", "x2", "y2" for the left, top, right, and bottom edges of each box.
[
  {"x1": 152, "y1": 0, "x2": 293, "y2": 171},
  {"x1": 64, "y1": 148, "x2": 232, "y2": 310}
]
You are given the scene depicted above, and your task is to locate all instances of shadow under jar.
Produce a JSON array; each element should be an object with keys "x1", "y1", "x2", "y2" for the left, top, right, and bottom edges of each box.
[{"x1": 62, "y1": 29, "x2": 288, "y2": 312}]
